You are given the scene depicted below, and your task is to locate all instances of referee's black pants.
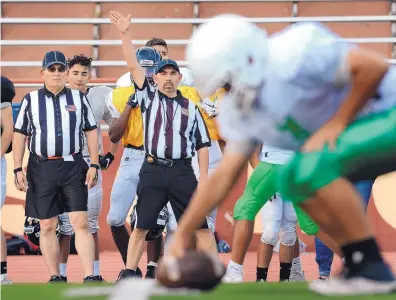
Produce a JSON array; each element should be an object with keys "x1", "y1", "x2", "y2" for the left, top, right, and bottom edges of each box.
[
  {"x1": 135, "y1": 156, "x2": 209, "y2": 230},
  {"x1": 25, "y1": 152, "x2": 89, "y2": 220}
]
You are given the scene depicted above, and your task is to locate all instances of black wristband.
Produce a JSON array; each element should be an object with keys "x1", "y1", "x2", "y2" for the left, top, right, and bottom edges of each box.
[
  {"x1": 90, "y1": 163, "x2": 100, "y2": 170},
  {"x1": 13, "y1": 167, "x2": 23, "y2": 174}
]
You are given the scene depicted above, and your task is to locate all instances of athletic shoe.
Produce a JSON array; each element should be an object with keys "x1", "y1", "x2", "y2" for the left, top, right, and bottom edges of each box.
[
  {"x1": 83, "y1": 275, "x2": 103, "y2": 283},
  {"x1": 0, "y1": 277, "x2": 12, "y2": 284},
  {"x1": 94, "y1": 275, "x2": 106, "y2": 282},
  {"x1": 289, "y1": 269, "x2": 306, "y2": 282},
  {"x1": 309, "y1": 262, "x2": 396, "y2": 296},
  {"x1": 222, "y1": 269, "x2": 243, "y2": 283},
  {"x1": 256, "y1": 279, "x2": 266, "y2": 283},
  {"x1": 61, "y1": 276, "x2": 68, "y2": 283},
  {"x1": 48, "y1": 275, "x2": 66, "y2": 283},
  {"x1": 116, "y1": 269, "x2": 137, "y2": 282},
  {"x1": 145, "y1": 266, "x2": 156, "y2": 279},
  {"x1": 136, "y1": 266, "x2": 143, "y2": 278}
]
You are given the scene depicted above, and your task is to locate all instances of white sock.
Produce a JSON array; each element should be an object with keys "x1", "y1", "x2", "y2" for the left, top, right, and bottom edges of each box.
[
  {"x1": 1, "y1": 274, "x2": 8, "y2": 280},
  {"x1": 147, "y1": 261, "x2": 158, "y2": 268},
  {"x1": 292, "y1": 257, "x2": 302, "y2": 271},
  {"x1": 59, "y1": 263, "x2": 67, "y2": 277},
  {"x1": 94, "y1": 260, "x2": 100, "y2": 276},
  {"x1": 228, "y1": 260, "x2": 243, "y2": 273}
]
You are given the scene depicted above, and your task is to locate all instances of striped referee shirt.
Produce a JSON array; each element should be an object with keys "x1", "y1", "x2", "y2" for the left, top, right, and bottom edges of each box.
[
  {"x1": 133, "y1": 79, "x2": 211, "y2": 160},
  {"x1": 14, "y1": 86, "x2": 97, "y2": 157}
]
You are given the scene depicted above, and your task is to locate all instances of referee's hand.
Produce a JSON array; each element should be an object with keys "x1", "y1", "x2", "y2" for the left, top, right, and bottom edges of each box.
[
  {"x1": 85, "y1": 167, "x2": 98, "y2": 190},
  {"x1": 14, "y1": 171, "x2": 28, "y2": 192}
]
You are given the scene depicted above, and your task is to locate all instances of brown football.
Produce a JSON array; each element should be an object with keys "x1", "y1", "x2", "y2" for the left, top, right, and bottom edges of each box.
[{"x1": 157, "y1": 251, "x2": 226, "y2": 291}]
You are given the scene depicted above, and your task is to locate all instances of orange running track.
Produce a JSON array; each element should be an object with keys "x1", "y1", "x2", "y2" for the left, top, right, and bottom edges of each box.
[{"x1": 6, "y1": 252, "x2": 396, "y2": 283}]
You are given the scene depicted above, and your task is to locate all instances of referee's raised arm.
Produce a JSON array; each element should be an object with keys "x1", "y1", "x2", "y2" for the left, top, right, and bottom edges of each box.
[{"x1": 109, "y1": 11, "x2": 146, "y2": 89}]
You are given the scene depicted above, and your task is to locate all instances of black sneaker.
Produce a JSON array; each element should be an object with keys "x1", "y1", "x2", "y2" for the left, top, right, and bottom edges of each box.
[
  {"x1": 116, "y1": 269, "x2": 137, "y2": 282},
  {"x1": 94, "y1": 275, "x2": 106, "y2": 282},
  {"x1": 145, "y1": 266, "x2": 156, "y2": 279},
  {"x1": 83, "y1": 275, "x2": 104, "y2": 284},
  {"x1": 48, "y1": 275, "x2": 66, "y2": 283},
  {"x1": 61, "y1": 276, "x2": 68, "y2": 283},
  {"x1": 136, "y1": 266, "x2": 143, "y2": 278}
]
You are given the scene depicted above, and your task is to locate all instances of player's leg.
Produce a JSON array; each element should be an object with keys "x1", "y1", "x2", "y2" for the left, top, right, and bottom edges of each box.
[
  {"x1": 290, "y1": 237, "x2": 305, "y2": 282},
  {"x1": 107, "y1": 148, "x2": 142, "y2": 266},
  {"x1": 0, "y1": 157, "x2": 11, "y2": 284},
  {"x1": 278, "y1": 198, "x2": 298, "y2": 282},
  {"x1": 224, "y1": 162, "x2": 278, "y2": 282},
  {"x1": 278, "y1": 109, "x2": 396, "y2": 294},
  {"x1": 256, "y1": 195, "x2": 282, "y2": 282},
  {"x1": 86, "y1": 175, "x2": 103, "y2": 278},
  {"x1": 314, "y1": 180, "x2": 374, "y2": 280},
  {"x1": 58, "y1": 212, "x2": 73, "y2": 280}
]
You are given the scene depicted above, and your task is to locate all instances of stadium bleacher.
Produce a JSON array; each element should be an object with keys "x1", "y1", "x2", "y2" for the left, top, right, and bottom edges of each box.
[{"x1": 1, "y1": 0, "x2": 395, "y2": 101}]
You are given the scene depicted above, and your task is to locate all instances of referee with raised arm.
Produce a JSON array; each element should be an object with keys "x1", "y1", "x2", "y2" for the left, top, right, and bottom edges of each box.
[
  {"x1": 12, "y1": 50, "x2": 103, "y2": 283},
  {"x1": 110, "y1": 11, "x2": 217, "y2": 280}
]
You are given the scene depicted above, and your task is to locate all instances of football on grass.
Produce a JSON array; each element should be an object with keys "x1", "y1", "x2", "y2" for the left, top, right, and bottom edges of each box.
[{"x1": 157, "y1": 251, "x2": 226, "y2": 291}]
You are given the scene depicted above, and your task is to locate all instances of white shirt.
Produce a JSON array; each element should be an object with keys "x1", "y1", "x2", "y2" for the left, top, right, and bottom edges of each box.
[
  {"x1": 219, "y1": 22, "x2": 396, "y2": 152},
  {"x1": 82, "y1": 85, "x2": 113, "y2": 156}
]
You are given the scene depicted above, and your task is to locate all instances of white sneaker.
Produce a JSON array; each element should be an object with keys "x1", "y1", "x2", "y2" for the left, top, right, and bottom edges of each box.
[
  {"x1": 1, "y1": 277, "x2": 12, "y2": 285},
  {"x1": 289, "y1": 269, "x2": 306, "y2": 282},
  {"x1": 309, "y1": 277, "x2": 396, "y2": 296},
  {"x1": 222, "y1": 269, "x2": 243, "y2": 283}
]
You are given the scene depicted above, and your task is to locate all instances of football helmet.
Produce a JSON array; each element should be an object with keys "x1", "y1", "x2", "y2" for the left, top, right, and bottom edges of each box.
[
  {"x1": 24, "y1": 217, "x2": 62, "y2": 247},
  {"x1": 130, "y1": 204, "x2": 168, "y2": 241}
]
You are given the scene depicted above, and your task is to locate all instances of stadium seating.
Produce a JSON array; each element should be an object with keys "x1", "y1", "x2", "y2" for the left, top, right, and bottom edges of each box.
[{"x1": 1, "y1": 0, "x2": 395, "y2": 101}]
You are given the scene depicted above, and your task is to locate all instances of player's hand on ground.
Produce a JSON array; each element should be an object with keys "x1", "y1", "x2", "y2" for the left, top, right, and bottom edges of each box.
[
  {"x1": 301, "y1": 119, "x2": 346, "y2": 152},
  {"x1": 109, "y1": 11, "x2": 132, "y2": 34},
  {"x1": 85, "y1": 167, "x2": 98, "y2": 190},
  {"x1": 14, "y1": 171, "x2": 28, "y2": 192}
]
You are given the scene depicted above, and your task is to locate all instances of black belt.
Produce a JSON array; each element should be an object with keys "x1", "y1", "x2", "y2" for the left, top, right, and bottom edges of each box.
[
  {"x1": 145, "y1": 154, "x2": 191, "y2": 167},
  {"x1": 30, "y1": 152, "x2": 82, "y2": 163},
  {"x1": 125, "y1": 144, "x2": 144, "y2": 151}
]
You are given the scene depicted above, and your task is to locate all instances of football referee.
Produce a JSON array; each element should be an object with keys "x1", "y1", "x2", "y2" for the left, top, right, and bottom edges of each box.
[
  {"x1": 12, "y1": 50, "x2": 102, "y2": 283},
  {"x1": 110, "y1": 11, "x2": 217, "y2": 280}
]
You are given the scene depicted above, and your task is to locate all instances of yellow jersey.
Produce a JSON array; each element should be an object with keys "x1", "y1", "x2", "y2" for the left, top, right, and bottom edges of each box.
[
  {"x1": 178, "y1": 86, "x2": 224, "y2": 141},
  {"x1": 111, "y1": 86, "x2": 144, "y2": 147}
]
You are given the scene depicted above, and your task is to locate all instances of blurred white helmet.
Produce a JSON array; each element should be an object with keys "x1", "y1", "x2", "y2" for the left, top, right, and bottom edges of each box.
[{"x1": 186, "y1": 14, "x2": 269, "y2": 112}]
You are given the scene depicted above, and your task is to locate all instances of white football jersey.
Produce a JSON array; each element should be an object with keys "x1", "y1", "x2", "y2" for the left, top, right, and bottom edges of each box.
[
  {"x1": 82, "y1": 85, "x2": 113, "y2": 156},
  {"x1": 219, "y1": 22, "x2": 396, "y2": 152}
]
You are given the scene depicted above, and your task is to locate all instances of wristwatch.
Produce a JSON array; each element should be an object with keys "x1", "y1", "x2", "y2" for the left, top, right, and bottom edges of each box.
[
  {"x1": 90, "y1": 163, "x2": 100, "y2": 170},
  {"x1": 13, "y1": 167, "x2": 23, "y2": 174}
]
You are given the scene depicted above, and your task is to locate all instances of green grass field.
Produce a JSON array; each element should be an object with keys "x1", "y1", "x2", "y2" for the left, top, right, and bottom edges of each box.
[{"x1": 2, "y1": 283, "x2": 395, "y2": 300}]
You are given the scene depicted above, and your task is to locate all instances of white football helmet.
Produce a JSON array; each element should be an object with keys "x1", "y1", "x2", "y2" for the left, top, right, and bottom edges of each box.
[{"x1": 186, "y1": 14, "x2": 270, "y2": 113}]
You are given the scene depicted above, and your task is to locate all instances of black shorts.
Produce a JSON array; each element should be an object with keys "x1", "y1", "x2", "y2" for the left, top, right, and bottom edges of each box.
[
  {"x1": 135, "y1": 159, "x2": 209, "y2": 230},
  {"x1": 25, "y1": 153, "x2": 89, "y2": 220}
]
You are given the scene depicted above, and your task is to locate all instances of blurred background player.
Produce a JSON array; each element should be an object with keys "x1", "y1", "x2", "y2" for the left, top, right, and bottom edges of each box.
[
  {"x1": 57, "y1": 54, "x2": 116, "y2": 281},
  {"x1": 1, "y1": 76, "x2": 15, "y2": 285},
  {"x1": 106, "y1": 46, "x2": 162, "y2": 279}
]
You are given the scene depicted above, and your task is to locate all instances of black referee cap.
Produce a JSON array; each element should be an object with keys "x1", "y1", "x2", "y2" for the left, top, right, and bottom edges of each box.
[{"x1": 42, "y1": 51, "x2": 68, "y2": 69}]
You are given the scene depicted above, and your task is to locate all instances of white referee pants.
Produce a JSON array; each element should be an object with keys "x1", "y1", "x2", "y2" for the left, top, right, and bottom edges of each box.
[
  {"x1": 59, "y1": 157, "x2": 103, "y2": 235},
  {"x1": 260, "y1": 193, "x2": 298, "y2": 247},
  {"x1": 106, "y1": 148, "x2": 145, "y2": 227}
]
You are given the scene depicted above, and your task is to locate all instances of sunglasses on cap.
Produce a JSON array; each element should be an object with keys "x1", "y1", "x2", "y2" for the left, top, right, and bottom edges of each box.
[{"x1": 47, "y1": 65, "x2": 67, "y2": 73}]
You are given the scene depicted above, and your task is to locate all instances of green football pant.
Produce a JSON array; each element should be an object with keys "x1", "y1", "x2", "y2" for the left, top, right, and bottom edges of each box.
[
  {"x1": 233, "y1": 161, "x2": 319, "y2": 235},
  {"x1": 278, "y1": 107, "x2": 396, "y2": 204}
]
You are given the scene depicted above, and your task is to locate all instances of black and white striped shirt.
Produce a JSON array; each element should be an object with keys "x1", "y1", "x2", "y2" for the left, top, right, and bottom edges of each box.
[
  {"x1": 134, "y1": 79, "x2": 211, "y2": 159},
  {"x1": 14, "y1": 86, "x2": 97, "y2": 157}
]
